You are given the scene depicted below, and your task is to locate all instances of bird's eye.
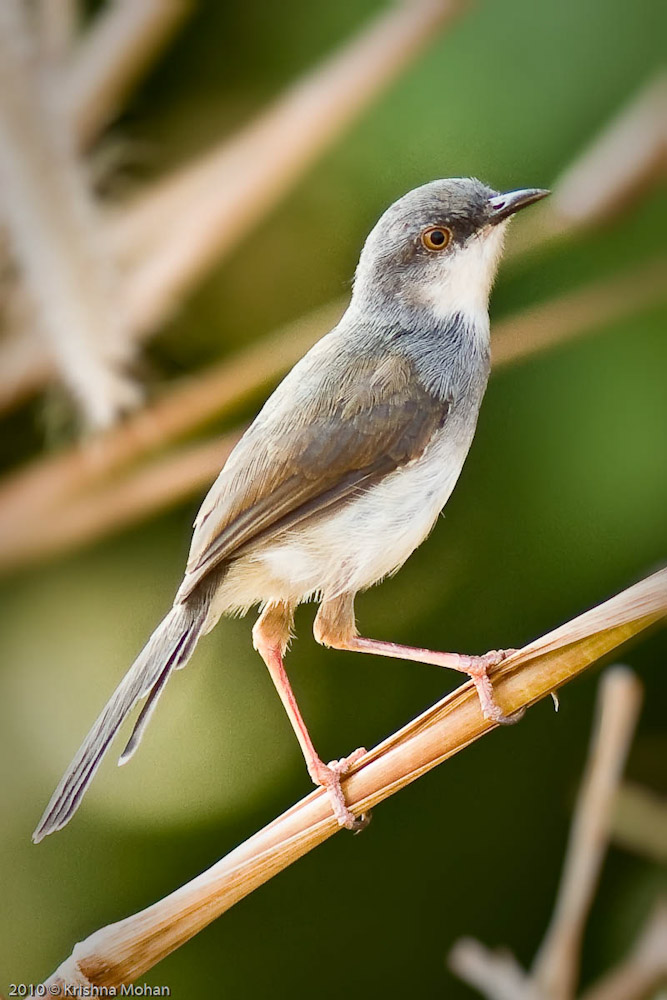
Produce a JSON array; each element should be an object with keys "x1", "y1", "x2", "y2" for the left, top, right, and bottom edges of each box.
[{"x1": 421, "y1": 226, "x2": 451, "y2": 251}]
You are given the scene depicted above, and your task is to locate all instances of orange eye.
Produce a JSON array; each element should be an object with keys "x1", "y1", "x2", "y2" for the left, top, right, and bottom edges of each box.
[{"x1": 421, "y1": 226, "x2": 451, "y2": 251}]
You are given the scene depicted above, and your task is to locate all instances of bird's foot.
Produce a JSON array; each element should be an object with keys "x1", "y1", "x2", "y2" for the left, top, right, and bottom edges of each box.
[
  {"x1": 462, "y1": 648, "x2": 524, "y2": 725},
  {"x1": 309, "y1": 747, "x2": 369, "y2": 831}
]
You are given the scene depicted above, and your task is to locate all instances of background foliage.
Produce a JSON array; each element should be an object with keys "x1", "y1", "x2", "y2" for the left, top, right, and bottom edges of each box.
[{"x1": 1, "y1": 0, "x2": 665, "y2": 995}]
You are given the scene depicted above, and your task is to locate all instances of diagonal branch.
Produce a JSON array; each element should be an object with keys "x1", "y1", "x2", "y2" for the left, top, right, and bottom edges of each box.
[
  {"x1": 506, "y1": 72, "x2": 667, "y2": 259},
  {"x1": 108, "y1": 0, "x2": 465, "y2": 335},
  {"x1": 40, "y1": 569, "x2": 666, "y2": 994},
  {"x1": 64, "y1": 0, "x2": 192, "y2": 148},
  {"x1": 579, "y1": 904, "x2": 667, "y2": 1000},
  {"x1": 548, "y1": 72, "x2": 667, "y2": 230},
  {"x1": 0, "y1": 256, "x2": 664, "y2": 571},
  {"x1": 0, "y1": 0, "x2": 463, "y2": 409}
]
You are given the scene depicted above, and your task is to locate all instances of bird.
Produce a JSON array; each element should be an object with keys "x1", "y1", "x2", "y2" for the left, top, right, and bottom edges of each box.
[{"x1": 33, "y1": 178, "x2": 549, "y2": 842}]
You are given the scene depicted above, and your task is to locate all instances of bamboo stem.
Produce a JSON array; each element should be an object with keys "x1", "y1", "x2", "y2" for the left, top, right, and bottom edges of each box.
[{"x1": 38, "y1": 570, "x2": 666, "y2": 993}]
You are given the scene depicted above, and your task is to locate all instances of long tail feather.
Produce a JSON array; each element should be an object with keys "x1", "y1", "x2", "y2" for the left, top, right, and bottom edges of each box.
[{"x1": 32, "y1": 597, "x2": 210, "y2": 844}]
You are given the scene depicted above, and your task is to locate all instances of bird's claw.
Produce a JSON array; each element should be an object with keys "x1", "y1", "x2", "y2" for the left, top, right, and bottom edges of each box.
[
  {"x1": 467, "y1": 648, "x2": 524, "y2": 725},
  {"x1": 311, "y1": 748, "x2": 369, "y2": 831}
]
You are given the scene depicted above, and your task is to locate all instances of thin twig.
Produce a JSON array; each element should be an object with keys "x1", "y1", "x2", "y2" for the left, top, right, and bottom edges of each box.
[
  {"x1": 64, "y1": 0, "x2": 191, "y2": 148},
  {"x1": 1, "y1": 51, "x2": 663, "y2": 412},
  {"x1": 0, "y1": 299, "x2": 344, "y2": 561},
  {"x1": 506, "y1": 72, "x2": 667, "y2": 259},
  {"x1": 0, "y1": 255, "x2": 664, "y2": 571},
  {"x1": 531, "y1": 668, "x2": 644, "y2": 1000},
  {"x1": 449, "y1": 939, "x2": 539, "y2": 1000},
  {"x1": 612, "y1": 784, "x2": 667, "y2": 863},
  {"x1": 549, "y1": 72, "x2": 667, "y2": 228},
  {"x1": 0, "y1": 0, "x2": 138, "y2": 428},
  {"x1": 449, "y1": 665, "x2": 648, "y2": 1000},
  {"x1": 113, "y1": 0, "x2": 464, "y2": 336},
  {"x1": 39, "y1": 569, "x2": 666, "y2": 994},
  {"x1": 0, "y1": 432, "x2": 240, "y2": 568},
  {"x1": 579, "y1": 904, "x2": 667, "y2": 1000}
]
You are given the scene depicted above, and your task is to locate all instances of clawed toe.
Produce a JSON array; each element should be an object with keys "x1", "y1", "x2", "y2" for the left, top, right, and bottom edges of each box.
[
  {"x1": 311, "y1": 748, "x2": 368, "y2": 830},
  {"x1": 326, "y1": 746, "x2": 367, "y2": 775},
  {"x1": 480, "y1": 647, "x2": 517, "y2": 669},
  {"x1": 465, "y1": 650, "x2": 523, "y2": 725}
]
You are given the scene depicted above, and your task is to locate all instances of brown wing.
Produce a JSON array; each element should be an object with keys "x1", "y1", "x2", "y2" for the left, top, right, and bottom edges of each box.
[{"x1": 177, "y1": 342, "x2": 450, "y2": 601}]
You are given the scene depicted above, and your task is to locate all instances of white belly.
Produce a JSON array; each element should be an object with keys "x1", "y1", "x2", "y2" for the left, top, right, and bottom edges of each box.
[{"x1": 214, "y1": 425, "x2": 473, "y2": 613}]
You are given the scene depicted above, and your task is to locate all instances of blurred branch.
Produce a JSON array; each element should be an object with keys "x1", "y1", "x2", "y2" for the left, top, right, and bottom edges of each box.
[
  {"x1": 4, "y1": 432, "x2": 240, "y2": 567},
  {"x1": 531, "y1": 668, "x2": 643, "y2": 1000},
  {"x1": 450, "y1": 667, "x2": 651, "y2": 1000},
  {"x1": 490, "y1": 255, "x2": 665, "y2": 366},
  {"x1": 579, "y1": 904, "x2": 667, "y2": 1000},
  {"x1": 449, "y1": 941, "x2": 538, "y2": 1000},
  {"x1": 35, "y1": 0, "x2": 78, "y2": 69},
  {"x1": 0, "y1": 0, "x2": 190, "y2": 371},
  {"x1": 1, "y1": 255, "x2": 665, "y2": 571},
  {"x1": 0, "y1": 0, "x2": 463, "y2": 409},
  {"x1": 0, "y1": 0, "x2": 138, "y2": 428},
  {"x1": 40, "y1": 570, "x2": 667, "y2": 995},
  {"x1": 449, "y1": 907, "x2": 667, "y2": 1000},
  {"x1": 612, "y1": 784, "x2": 667, "y2": 864},
  {"x1": 64, "y1": 0, "x2": 191, "y2": 148},
  {"x1": 0, "y1": 300, "x2": 345, "y2": 562},
  {"x1": 508, "y1": 72, "x2": 667, "y2": 258},
  {"x1": 110, "y1": 0, "x2": 464, "y2": 334},
  {"x1": 549, "y1": 72, "x2": 667, "y2": 229}
]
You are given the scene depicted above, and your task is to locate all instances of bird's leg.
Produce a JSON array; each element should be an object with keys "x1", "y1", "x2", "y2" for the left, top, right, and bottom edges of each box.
[
  {"x1": 315, "y1": 594, "x2": 521, "y2": 725},
  {"x1": 252, "y1": 602, "x2": 367, "y2": 830}
]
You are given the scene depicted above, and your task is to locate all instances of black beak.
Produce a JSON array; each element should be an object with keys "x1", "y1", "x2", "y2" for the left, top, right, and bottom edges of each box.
[{"x1": 487, "y1": 187, "x2": 550, "y2": 224}]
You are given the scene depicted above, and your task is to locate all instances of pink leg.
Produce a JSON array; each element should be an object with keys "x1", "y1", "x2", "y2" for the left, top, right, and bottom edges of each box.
[
  {"x1": 253, "y1": 607, "x2": 367, "y2": 829},
  {"x1": 313, "y1": 594, "x2": 520, "y2": 725},
  {"x1": 347, "y1": 637, "x2": 520, "y2": 724}
]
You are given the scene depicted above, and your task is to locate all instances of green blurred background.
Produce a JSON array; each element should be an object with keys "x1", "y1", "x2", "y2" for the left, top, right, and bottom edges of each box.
[{"x1": 1, "y1": 0, "x2": 666, "y2": 995}]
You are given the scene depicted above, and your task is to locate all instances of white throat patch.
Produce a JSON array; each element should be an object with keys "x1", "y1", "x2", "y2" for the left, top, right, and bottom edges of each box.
[{"x1": 422, "y1": 222, "x2": 507, "y2": 328}]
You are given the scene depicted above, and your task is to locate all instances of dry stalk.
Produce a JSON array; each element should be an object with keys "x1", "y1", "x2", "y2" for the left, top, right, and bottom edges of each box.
[
  {"x1": 0, "y1": 299, "x2": 345, "y2": 559},
  {"x1": 579, "y1": 904, "x2": 667, "y2": 1000},
  {"x1": 0, "y1": 0, "x2": 137, "y2": 428},
  {"x1": 63, "y1": 0, "x2": 191, "y2": 148},
  {"x1": 449, "y1": 940, "x2": 538, "y2": 1000},
  {"x1": 112, "y1": 0, "x2": 464, "y2": 336},
  {"x1": 507, "y1": 72, "x2": 667, "y2": 259},
  {"x1": 549, "y1": 72, "x2": 667, "y2": 229},
  {"x1": 0, "y1": 0, "x2": 463, "y2": 408},
  {"x1": 448, "y1": 658, "x2": 663, "y2": 1000},
  {"x1": 1, "y1": 256, "x2": 665, "y2": 571},
  {"x1": 531, "y1": 668, "x2": 644, "y2": 999},
  {"x1": 39, "y1": 569, "x2": 666, "y2": 993},
  {"x1": 1, "y1": 432, "x2": 240, "y2": 568},
  {"x1": 611, "y1": 784, "x2": 667, "y2": 864}
]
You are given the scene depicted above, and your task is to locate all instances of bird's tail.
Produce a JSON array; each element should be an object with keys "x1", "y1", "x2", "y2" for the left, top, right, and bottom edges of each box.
[{"x1": 32, "y1": 593, "x2": 212, "y2": 844}]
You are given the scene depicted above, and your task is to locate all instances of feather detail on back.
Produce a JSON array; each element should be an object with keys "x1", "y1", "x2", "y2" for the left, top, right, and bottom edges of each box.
[{"x1": 177, "y1": 338, "x2": 450, "y2": 602}]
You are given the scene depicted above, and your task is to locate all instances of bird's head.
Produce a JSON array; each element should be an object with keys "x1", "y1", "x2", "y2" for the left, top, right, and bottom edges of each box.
[{"x1": 352, "y1": 178, "x2": 549, "y2": 325}]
